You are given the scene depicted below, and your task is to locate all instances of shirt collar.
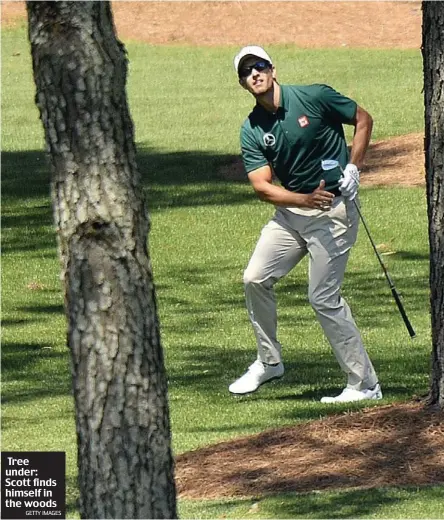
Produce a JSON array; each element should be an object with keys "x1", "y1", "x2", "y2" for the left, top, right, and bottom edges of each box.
[
  {"x1": 278, "y1": 84, "x2": 288, "y2": 112},
  {"x1": 254, "y1": 84, "x2": 287, "y2": 117}
]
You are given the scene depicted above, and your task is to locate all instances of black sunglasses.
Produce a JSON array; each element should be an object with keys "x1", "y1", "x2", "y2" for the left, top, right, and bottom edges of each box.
[{"x1": 239, "y1": 60, "x2": 271, "y2": 78}]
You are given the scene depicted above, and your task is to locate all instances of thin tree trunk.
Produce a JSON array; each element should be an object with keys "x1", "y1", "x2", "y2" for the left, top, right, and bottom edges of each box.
[
  {"x1": 422, "y1": 1, "x2": 444, "y2": 408},
  {"x1": 26, "y1": 1, "x2": 177, "y2": 517}
]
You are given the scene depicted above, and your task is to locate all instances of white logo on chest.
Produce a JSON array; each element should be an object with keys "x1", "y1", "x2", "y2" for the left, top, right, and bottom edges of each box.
[{"x1": 263, "y1": 133, "x2": 276, "y2": 147}]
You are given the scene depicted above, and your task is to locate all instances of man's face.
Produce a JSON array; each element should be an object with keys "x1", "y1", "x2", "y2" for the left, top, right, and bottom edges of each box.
[{"x1": 238, "y1": 56, "x2": 275, "y2": 96}]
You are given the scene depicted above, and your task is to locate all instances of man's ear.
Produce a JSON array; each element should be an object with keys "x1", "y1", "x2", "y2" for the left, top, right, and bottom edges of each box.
[
  {"x1": 271, "y1": 66, "x2": 277, "y2": 80},
  {"x1": 239, "y1": 77, "x2": 248, "y2": 90}
]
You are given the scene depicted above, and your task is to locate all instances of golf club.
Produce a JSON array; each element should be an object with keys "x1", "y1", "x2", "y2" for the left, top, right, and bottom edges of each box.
[{"x1": 321, "y1": 159, "x2": 416, "y2": 339}]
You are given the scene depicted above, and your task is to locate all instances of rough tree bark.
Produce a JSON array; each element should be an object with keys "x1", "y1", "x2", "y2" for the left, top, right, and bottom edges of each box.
[
  {"x1": 26, "y1": 2, "x2": 177, "y2": 517},
  {"x1": 422, "y1": 2, "x2": 444, "y2": 409}
]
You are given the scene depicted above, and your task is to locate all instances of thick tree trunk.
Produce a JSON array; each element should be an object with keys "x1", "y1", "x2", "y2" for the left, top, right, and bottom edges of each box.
[
  {"x1": 422, "y1": 2, "x2": 444, "y2": 409},
  {"x1": 26, "y1": 2, "x2": 177, "y2": 517}
]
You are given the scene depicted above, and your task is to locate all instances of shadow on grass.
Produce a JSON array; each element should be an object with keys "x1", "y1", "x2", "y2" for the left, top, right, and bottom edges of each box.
[
  {"x1": 394, "y1": 250, "x2": 430, "y2": 261},
  {"x1": 263, "y1": 486, "x2": 444, "y2": 519},
  {"x1": 66, "y1": 475, "x2": 80, "y2": 519},
  {"x1": 166, "y1": 342, "x2": 427, "y2": 404},
  {"x1": 1, "y1": 146, "x2": 250, "y2": 205},
  {"x1": 189, "y1": 485, "x2": 443, "y2": 519},
  {"x1": 1, "y1": 342, "x2": 71, "y2": 403},
  {"x1": 2, "y1": 259, "x2": 428, "y2": 405},
  {"x1": 20, "y1": 304, "x2": 64, "y2": 314},
  {"x1": 155, "y1": 259, "x2": 427, "y2": 323},
  {"x1": 1, "y1": 318, "x2": 36, "y2": 327},
  {"x1": 1, "y1": 147, "x2": 251, "y2": 254},
  {"x1": 1, "y1": 202, "x2": 56, "y2": 254},
  {"x1": 265, "y1": 488, "x2": 399, "y2": 519},
  {"x1": 2, "y1": 148, "x2": 429, "y2": 408}
]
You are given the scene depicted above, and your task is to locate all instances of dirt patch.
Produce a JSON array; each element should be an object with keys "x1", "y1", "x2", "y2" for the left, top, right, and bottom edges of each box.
[
  {"x1": 361, "y1": 133, "x2": 425, "y2": 187},
  {"x1": 111, "y1": 1, "x2": 422, "y2": 49},
  {"x1": 177, "y1": 401, "x2": 444, "y2": 499},
  {"x1": 1, "y1": 1, "x2": 422, "y2": 49},
  {"x1": 1, "y1": 1, "x2": 26, "y2": 26}
]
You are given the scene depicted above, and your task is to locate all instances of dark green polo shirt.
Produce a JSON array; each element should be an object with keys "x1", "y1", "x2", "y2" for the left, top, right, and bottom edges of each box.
[{"x1": 240, "y1": 84, "x2": 357, "y2": 193}]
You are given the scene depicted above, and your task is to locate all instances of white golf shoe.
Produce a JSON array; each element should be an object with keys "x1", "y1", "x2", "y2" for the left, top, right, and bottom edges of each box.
[
  {"x1": 321, "y1": 383, "x2": 382, "y2": 404},
  {"x1": 229, "y1": 360, "x2": 284, "y2": 395}
]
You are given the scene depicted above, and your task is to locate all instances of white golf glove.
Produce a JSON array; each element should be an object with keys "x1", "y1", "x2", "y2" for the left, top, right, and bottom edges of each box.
[{"x1": 339, "y1": 163, "x2": 360, "y2": 200}]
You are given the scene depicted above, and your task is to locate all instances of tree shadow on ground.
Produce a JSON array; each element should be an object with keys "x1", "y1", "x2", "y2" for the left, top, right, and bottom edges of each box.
[
  {"x1": 166, "y1": 342, "x2": 427, "y2": 404},
  {"x1": 1, "y1": 342, "x2": 71, "y2": 404},
  {"x1": 65, "y1": 475, "x2": 80, "y2": 519},
  {"x1": 159, "y1": 265, "x2": 427, "y2": 402},
  {"x1": 269, "y1": 486, "x2": 444, "y2": 519},
  {"x1": 1, "y1": 148, "x2": 252, "y2": 254},
  {"x1": 2, "y1": 240, "x2": 428, "y2": 407},
  {"x1": 155, "y1": 258, "x2": 427, "y2": 337},
  {"x1": 2, "y1": 148, "x2": 430, "y2": 406},
  {"x1": 1, "y1": 147, "x2": 250, "y2": 207},
  {"x1": 190, "y1": 487, "x2": 403, "y2": 519}
]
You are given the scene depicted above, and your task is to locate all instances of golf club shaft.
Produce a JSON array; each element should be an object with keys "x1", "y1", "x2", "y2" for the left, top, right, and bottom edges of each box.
[{"x1": 352, "y1": 199, "x2": 416, "y2": 339}]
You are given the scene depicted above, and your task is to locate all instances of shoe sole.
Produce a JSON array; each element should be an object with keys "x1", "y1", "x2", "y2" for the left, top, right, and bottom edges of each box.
[{"x1": 229, "y1": 374, "x2": 284, "y2": 396}]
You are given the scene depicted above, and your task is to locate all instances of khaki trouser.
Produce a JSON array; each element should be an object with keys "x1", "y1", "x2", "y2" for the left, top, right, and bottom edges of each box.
[{"x1": 243, "y1": 196, "x2": 378, "y2": 391}]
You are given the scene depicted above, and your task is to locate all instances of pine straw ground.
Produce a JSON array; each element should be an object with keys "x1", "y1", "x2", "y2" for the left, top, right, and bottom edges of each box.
[
  {"x1": 3, "y1": 0, "x2": 441, "y2": 501},
  {"x1": 176, "y1": 402, "x2": 444, "y2": 499}
]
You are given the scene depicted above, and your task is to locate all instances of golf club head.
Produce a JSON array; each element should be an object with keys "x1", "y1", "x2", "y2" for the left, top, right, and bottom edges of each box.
[{"x1": 321, "y1": 159, "x2": 339, "y2": 171}]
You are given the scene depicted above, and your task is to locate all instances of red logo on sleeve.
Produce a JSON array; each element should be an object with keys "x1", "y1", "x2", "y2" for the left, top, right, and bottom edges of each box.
[{"x1": 298, "y1": 115, "x2": 310, "y2": 128}]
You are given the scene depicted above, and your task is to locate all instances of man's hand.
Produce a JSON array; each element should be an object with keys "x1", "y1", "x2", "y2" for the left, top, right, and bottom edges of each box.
[
  {"x1": 339, "y1": 164, "x2": 360, "y2": 200},
  {"x1": 304, "y1": 180, "x2": 335, "y2": 210}
]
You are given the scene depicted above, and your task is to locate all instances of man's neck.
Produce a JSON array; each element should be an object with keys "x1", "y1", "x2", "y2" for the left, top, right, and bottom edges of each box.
[{"x1": 255, "y1": 82, "x2": 280, "y2": 113}]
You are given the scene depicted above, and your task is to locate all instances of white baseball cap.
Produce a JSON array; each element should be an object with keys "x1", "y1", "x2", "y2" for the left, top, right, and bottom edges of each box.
[{"x1": 234, "y1": 45, "x2": 273, "y2": 75}]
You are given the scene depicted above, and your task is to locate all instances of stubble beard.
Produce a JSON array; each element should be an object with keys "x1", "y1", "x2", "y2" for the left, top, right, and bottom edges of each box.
[{"x1": 252, "y1": 77, "x2": 275, "y2": 104}]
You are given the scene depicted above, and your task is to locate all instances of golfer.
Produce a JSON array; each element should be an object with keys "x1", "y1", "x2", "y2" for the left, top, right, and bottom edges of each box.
[{"x1": 229, "y1": 45, "x2": 382, "y2": 403}]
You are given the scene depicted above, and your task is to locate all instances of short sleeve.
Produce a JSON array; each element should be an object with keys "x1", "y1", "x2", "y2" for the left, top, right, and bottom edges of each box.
[
  {"x1": 316, "y1": 84, "x2": 357, "y2": 124},
  {"x1": 240, "y1": 125, "x2": 269, "y2": 174}
]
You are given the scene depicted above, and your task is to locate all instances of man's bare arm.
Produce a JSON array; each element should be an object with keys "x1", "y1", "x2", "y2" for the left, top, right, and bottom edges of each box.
[
  {"x1": 348, "y1": 105, "x2": 373, "y2": 169},
  {"x1": 248, "y1": 165, "x2": 335, "y2": 210}
]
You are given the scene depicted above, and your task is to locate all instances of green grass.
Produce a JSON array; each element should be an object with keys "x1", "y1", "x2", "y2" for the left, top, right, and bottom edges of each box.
[
  {"x1": 2, "y1": 26, "x2": 439, "y2": 519},
  {"x1": 179, "y1": 486, "x2": 444, "y2": 519},
  {"x1": 2, "y1": 29, "x2": 423, "y2": 158}
]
